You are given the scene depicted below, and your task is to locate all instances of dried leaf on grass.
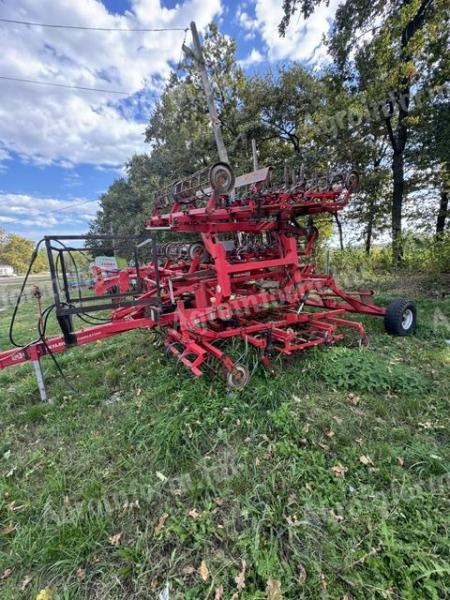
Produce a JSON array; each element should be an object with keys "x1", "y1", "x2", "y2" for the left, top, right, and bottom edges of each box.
[
  {"x1": 266, "y1": 578, "x2": 283, "y2": 599},
  {"x1": 198, "y1": 560, "x2": 209, "y2": 581},
  {"x1": 235, "y1": 560, "x2": 246, "y2": 591},
  {"x1": 182, "y1": 565, "x2": 195, "y2": 575},
  {"x1": 347, "y1": 393, "x2": 360, "y2": 406},
  {"x1": 154, "y1": 513, "x2": 169, "y2": 535},
  {"x1": 331, "y1": 463, "x2": 347, "y2": 477},
  {"x1": 0, "y1": 524, "x2": 16, "y2": 535},
  {"x1": 108, "y1": 532, "x2": 123, "y2": 546},
  {"x1": 214, "y1": 585, "x2": 224, "y2": 599},
  {"x1": 297, "y1": 563, "x2": 307, "y2": 583},
  {"x1": 1, "y1": 567, "x2": 14, "y2": 580},
  {"x1": 19, "y1": 575, "x2": 33, "y2": 590}
]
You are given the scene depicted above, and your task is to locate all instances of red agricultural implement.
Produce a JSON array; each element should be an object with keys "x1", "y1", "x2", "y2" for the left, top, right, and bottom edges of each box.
[{"x1": 0, "y1": 163, "x2": 416, "y2": 398}]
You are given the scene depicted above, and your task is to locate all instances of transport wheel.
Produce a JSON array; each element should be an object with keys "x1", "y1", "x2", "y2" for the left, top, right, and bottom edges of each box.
[
  {"x1": 209, "y1": 162, "x2": 235, "y2": 194},
  {"x1": 384, "y1": 299, "x2": 417, "y2": 336},
  {"x1": 226, "y1": 364, "x2": 250, "y2": 390},
  {"x1": 189, "y1": 242, "x2": 204, "y2": 259}
]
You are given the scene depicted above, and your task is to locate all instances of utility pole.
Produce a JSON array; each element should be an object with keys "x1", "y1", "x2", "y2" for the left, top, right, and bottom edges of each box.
[{"x1": 185, "y1": 21, "x2": 229, "y2": 164}]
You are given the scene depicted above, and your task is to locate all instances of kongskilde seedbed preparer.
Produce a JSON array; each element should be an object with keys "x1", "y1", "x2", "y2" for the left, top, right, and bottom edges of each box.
[{"x1": 0, "y1": 162, "x2": 417, "y2": 396}]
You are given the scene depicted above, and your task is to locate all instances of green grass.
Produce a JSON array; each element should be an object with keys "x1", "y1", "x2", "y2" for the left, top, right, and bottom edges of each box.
[{"x1": 0, "y1": 277, "x2": 449, "y2": 599}]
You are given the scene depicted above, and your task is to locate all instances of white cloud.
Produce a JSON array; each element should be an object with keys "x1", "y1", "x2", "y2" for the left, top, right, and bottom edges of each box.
[
  {"x1": 0, "y1": 193, "x2": 99, "y2": 231},
  {"x1": 236, "y1": 6, "x2": 258, "y2": 32},
  {"x1": 0, "y1": 149, "x2": 10, "y2": 161},
  {"x1": 0, "y1": 148, "x2": 11, "y2": 172},
  {"x1": 239, "y1": 48, "x2": 264, "y2": 68},
  {"x1": 0, "y1": 0, "x2": 222, "y2": 168},
  {"x1": 245, "y1": 0, "x2": 339, "y2": 65},
  {"x1": 63, "y1": 171, "x2": 82, "y2": 188}
]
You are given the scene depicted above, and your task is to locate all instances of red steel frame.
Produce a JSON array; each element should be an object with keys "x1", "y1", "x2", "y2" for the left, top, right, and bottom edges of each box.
[{"x1": 0, "y1": 171, "x2": 387, "y2": 389}]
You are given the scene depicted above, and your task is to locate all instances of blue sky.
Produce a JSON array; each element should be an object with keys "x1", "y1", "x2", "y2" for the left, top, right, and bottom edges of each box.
[{"x1": 0, "y1": 0, "x2": 338, "y2": 241}]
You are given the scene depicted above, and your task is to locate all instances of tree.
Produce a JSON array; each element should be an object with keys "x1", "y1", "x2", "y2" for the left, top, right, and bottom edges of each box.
[
  {"x1": 87, "y1": 178, "x2": 146, "y2": 259},
  {"x1": 0, "y1": 230, "x2": 47, "y2": 274},
  {"x1": 280, "y1": 0, "x2": 448, "y2": 264},
  {"x1": 406, "y1": 99, "x2": 450, "y2": 238},
  {"x1": 242, "y1": 65, "x2": 393, "y2": 251},
  {"x1": 241, "y1": 65, "x2": 331, "y2": 169}
]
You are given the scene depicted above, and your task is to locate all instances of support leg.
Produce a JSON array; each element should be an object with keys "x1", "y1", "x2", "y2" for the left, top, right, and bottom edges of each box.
[{"x1": 32, "y1": 359, "x2": 48, "y2": 402}]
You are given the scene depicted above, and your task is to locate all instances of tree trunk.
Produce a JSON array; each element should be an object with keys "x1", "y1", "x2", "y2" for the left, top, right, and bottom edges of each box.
[
  {"x1": 391, "y1": 151, "x2": 405, "y2": 265},
  {"x1": 365, "y1": 195, "x2": 376, "y2": 254},
  {"x1": 436, "y1": 189, "x2": 448, "y2": 238},
  {"x1": 365, "y1": 218, "x2": 373, "y2": 254},
  {"x1": 384, "y1": 106, "x2": 407, "y2": 266},
  {"x1": 386, "y1": 0, "x2": 432, "y2": 265},
  {"x1": 334, "y1": 213, "x2": 344, "y2": 250}
]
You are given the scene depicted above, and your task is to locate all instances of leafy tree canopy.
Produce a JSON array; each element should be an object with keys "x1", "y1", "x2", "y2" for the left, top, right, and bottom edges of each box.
[{"x1": 0, "y1": 228, "x2": 47, "y2": 274}]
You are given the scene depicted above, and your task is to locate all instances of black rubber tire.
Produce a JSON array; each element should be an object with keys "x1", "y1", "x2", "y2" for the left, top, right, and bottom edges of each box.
[{"x1": 384, "y1": 298, "x2": 417, "y2": 336}]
